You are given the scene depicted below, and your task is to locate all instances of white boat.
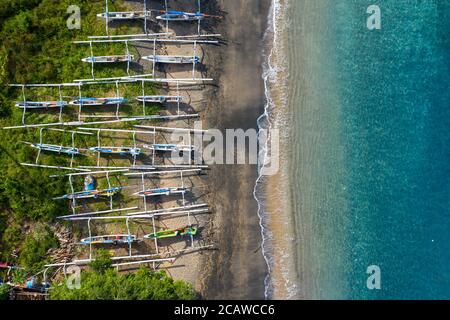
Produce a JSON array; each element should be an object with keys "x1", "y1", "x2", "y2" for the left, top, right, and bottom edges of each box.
[
  {"x1": 82, "y1": 55, "x2": 134, "y2": 63},
  {"x1": 142, "y1": 55, "x2": 200, "y2": 64},
  {"x1": 134, "y1": 187, "x2": 187, "y2": 197},
  {"x1": 15, "y1": 101, "x2": 67, "y2": 109},
  {"x1": 80, "y1": 234, "x2": 138, "y2": 245},
  {"x1": 69, "y1": 97, "x2": 127, "y2": 106},
  {"x1": 88, "y1": 146, "x2": 141, "y2": 156},
  {"x1": 136, "y1": 95, "x2": 182, "y2": 103},
  {"x1": 97, "y1": 12, "x2": 148, "y2": 20},
  {"x1": 143, "y1": 144, "x2": 195, "y2": 153}
]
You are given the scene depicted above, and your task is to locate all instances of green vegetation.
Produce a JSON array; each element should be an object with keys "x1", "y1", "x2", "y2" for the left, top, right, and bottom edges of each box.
[
  {"x1": 0, "y1": 2, "x2": 138, "y2": 273},
  {"x1": 0, "y1": 2, "x2": 189, "y2": 301},
  {"x1": 18, "y1": 224, "x2": 59, "y2": 273},
  {"x1": 50, "y1": 250, "x2": 196, "y2": 300},
  {"x1": 0, "y1": 284, "x2": 10, "y2": 300}
]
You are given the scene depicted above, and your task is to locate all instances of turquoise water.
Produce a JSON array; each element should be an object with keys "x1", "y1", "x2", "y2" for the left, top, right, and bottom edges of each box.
[{"x1": 285, "y1": 0, "x2": 450, "y2": 299}]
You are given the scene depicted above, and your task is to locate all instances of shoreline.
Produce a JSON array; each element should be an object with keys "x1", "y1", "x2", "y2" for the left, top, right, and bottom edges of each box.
[{"x1": 257, "y1": 0, "x2": 303, "y2": 299}]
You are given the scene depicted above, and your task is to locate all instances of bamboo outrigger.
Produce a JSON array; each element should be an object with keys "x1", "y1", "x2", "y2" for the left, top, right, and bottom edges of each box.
[
  {"x1": 142, "y1": 55, "x2": 200, "y2": 64},
  {"x1": 136, "y1": 95, "x2": 182, "y2": 103},
  {"x1": 15, "y1": 101, "x2": 67, "y2": 109},
  {"x1": 144, "y1": 227, "x2": 197, "y2": 240},
  {"x1": 82, "y1": 55, "x2": 134, "y2": 63},
  {"x1": 80, "y1": 234, "x2": 138, "y2": 245},
  {"x1": 69, "y1": 97, "x2": 127, "y2": 106}
]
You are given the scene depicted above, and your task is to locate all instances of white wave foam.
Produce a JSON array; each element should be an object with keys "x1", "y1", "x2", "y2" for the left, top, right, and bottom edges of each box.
[{"x1": 253, "y1": 0, "x2": 293, "y2": 300}]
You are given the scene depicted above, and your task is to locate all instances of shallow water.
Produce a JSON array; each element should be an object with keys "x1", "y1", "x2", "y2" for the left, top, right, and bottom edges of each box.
[{"x1": 263, "y1": 0, "x2": 450, "y2": 299}]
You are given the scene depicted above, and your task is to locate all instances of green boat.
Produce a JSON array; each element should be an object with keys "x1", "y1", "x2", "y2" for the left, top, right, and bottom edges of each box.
[{"x1": 144, "y1": 226, "x2": 197, "y2": 240}]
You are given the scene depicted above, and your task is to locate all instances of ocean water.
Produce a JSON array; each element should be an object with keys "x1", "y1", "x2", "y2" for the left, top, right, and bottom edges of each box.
[{"x1": 261, "y1": 0, "x2": 450, "y2": 299}]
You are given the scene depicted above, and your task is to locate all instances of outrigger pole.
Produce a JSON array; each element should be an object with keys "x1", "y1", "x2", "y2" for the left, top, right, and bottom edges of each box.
[
  {"x1": 60, "y1": 208, "x2": 210, "y2": 221},
  {"x1": 57, "y1": 207, "x2": 139, "y2": 220},
  {"x1": 73, "y1": 38, "x2": 218, "y2": 44},
  {"x1": 88, "y1": 33, "x2": 172, "y2": 39},
  {"x1": 20, "y1": 163, "x2": 91, "y2": 172},
  {"x1": 44, "y1": 243, "x2": 217, "y2": 268},
  {"x1": 57, "y1": 204, "x2": 209, "y2": 222}
]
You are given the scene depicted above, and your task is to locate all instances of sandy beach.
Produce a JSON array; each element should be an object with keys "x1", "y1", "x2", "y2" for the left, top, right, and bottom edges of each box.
[
  {"x1": 116, "y1": 0, "x2": 271, "y2": 299},
  {"x1": 200, "y1": 0, "x2": 271, "y2": 299}
]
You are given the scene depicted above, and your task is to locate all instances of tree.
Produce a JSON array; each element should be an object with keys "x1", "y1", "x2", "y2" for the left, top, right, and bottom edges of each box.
[
  {"x1": 0, "y1": 284, "x2": 10, "y2": 300},
  {"x1": 90, "y1": 249, "x2": 113, "y2": 274},
  {"x1": 50, "y1": 267, "x2": 197, "y2": 300}
]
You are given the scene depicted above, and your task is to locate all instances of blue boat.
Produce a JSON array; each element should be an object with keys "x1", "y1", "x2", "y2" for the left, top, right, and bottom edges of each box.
[
  {"x1": 30, "y1": 143, "x2": 80, "y2": 156},
  {"x1": 156, "y1": 11, "x2": 205, "y2": 21},
  {"x1": 80, "y1": 234, "x2": 138, "y2": 245},
  {"x1": 69, "y1": 97, "x2": 127, "y2": 106},
  {"x1": 89, "y1": 146, "x2": 141, "y2": 156}
]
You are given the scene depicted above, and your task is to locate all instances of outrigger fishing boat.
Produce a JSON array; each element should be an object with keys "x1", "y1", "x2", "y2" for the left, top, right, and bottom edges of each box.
[
  {"x1": 143, "y1": 144, "x2": 195, "y2": 153},
  {"x1": 144, "y1": 226, "x2": 197, "y2": 240},
  {"x1": 54, "y1": 187, "x2": 123, "y2": 200},
  {"x1": 15, "y1": 101, "x2": 67, "y2": 109},
  {"x1": 69, "y1": 97, "x2": 127, "y2": 106},
  {"x1": 134, "y1": 187, "x2": 187, "y2": 197},
  {"x1": 27, "y1": 143, "x2": 80, "y2": 156},
  {"x1": 156, "y1": 11, "x2": 206, "y2": 21},
  {"x1": 82, "y1": 55, "x2": 134, "y2": 63},
  {"x1": 142, "y1": 55, "x2": 200, "y2": 64},
  {"x1": 97, "y1": 11, "x2": 148, "y2": 20},
  {"x1": 89, "y1": 146, "x2": 141, "y2": 157},
  {"x1": 136, "y1": 95, "x2": 182, "y2": 103},
  {"x1": 80, "y1": 234, "x2": 138, "y2": 245}
]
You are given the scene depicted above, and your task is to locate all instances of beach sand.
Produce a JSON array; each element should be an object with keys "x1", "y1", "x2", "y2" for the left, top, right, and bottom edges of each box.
[
  {"x1": 119, "y1": 0, "x2": 271, "y2": 299},
  {"x1": 200, "y1": 0, "x2": 271, "y2": 300}
]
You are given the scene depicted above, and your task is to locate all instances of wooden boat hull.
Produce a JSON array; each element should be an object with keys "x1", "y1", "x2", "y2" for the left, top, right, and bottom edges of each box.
[
  {"x1": 142, "y1": 55, "x2": 200, "y2": 64},
  {"x1": 143, "y1": 144, "x2": 195, "y2": 153},
  {"x1": 69, "y1": 97, "x2": 127, "y2": 106},
  {"x1": 156, "y1": 13, "x2": 205, "y2": 21},
  {"x1": 15, "y1": 101, "x2": 67, "y2": 109},
  {"x1": 80, "y1": 235, "x2": 137, "y2": 245},
  {"x1": 136, "y1": 96, "x2": 182, "y2": 103},
  {"x1": 89, "y1": 147, "x2": 141, "y2": 156},
  {"x1": 82, "y1": 55, "x2": 134, "y2": 63},
  {"x1": 144, "y1": 227, "x2": 197, "y2": 239},
  {"x1": 57, "y1": 187, "x2": 122, "y2": 200},
  {"x1": 97, "y1": 12, "x2": 147, "y2": 20},
  {"x1": 31, "y1": 143, "x2": 79, "y2": 155},
  {"x1": 135, "y1": 187, "x2": 187, "y2": 197}
]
